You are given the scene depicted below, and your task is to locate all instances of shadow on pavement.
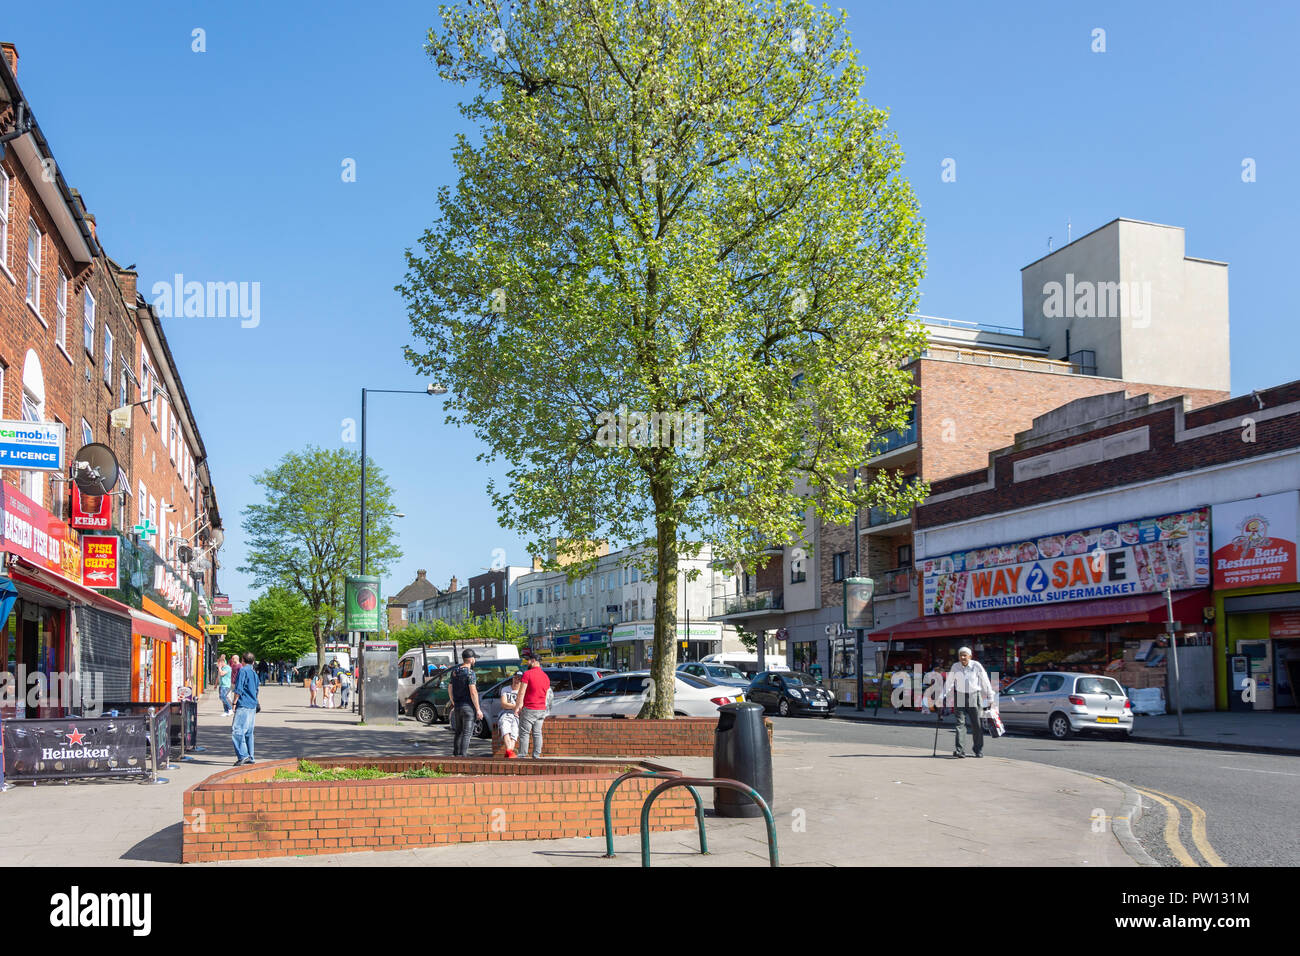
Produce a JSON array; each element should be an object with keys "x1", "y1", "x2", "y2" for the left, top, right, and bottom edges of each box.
[{"x1": 121, "y1": 822, "x2": 183, "y2": 864}]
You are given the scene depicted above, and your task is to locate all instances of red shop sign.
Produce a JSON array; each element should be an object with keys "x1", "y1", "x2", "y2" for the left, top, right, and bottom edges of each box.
[
  {"x1": 1, "y1": 481, "x2": 82, "y2": 583},
  {"x1": 71, "y1": 485, "x2": 113, "y2": 530},
  {"x1": 81, "y1": 534, "x2": 121, "y2": 589}
]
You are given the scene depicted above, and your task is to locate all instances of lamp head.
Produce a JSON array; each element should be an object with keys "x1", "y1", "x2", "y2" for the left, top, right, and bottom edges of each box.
[{"x1": 427, "y1": 383, "x2": 448, "y2": 395}]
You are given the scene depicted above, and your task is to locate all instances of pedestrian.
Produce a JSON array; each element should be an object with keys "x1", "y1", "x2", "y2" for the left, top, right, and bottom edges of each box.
[
  {"x1": 945, "y1": 646, "x2": 993, "y2": 758},
  {"x1": 230, "y1": 651, "x2": 260, "y2": 765},
  {"x1": 309, "y1": 673, "x2": 319, "y2": 708},
  {"x1": 515, "y1": 650, "x2": 551, "y2": 759},
  {"x1": 323, "y1": 674, "x2": 335, "y2": 709},
  {"x1": 448, "y1": 649, "x2": 483, "y2": 757},
  {"x1": 339, "y1": 669, "x2": 351, "y2": 709},
  {"x1": 498, "y1": 671, "x2": 524, "y2": 758},
  {"x1": 230, "y1": 653, "x2": 243, "y2": 687},
  {"x1": 217, "y1": 654, "x2": 233, "y2": 717}
]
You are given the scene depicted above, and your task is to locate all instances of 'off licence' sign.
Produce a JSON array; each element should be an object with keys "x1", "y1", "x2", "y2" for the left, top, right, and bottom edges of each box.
[{"x1": 0, "y1": 420, "x2": 65, "y2": 471}]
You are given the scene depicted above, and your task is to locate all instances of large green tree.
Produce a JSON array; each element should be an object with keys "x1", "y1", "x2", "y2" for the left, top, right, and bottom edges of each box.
[
  {"x1": 239, "y1": 446, "x2": 402, "y2": 669},
  {"x1": 245, "y1": 587, "x2": 317, "y2": 663},
  {"x1": 402, "y1": 0, "x2": 927, "y2": 716}
]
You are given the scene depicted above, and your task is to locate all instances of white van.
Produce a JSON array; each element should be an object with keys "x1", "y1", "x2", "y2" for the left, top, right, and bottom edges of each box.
[
  {"x1": 700, "y1": 652, "x2": 789, "y2": 677},
  {"x1": 396, "y1": 643, "x2": 520, "y2": 705}
]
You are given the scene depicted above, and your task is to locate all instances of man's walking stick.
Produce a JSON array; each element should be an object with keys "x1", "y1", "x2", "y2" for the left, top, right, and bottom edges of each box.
[{"x1": 932, "y1": 704, "x2": 942, "y2": 756}]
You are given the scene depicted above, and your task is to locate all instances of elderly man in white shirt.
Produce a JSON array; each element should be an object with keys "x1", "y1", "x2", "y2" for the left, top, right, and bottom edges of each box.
[{"x1": 945, "y1": 646, "x2": 994, "y2": 758}]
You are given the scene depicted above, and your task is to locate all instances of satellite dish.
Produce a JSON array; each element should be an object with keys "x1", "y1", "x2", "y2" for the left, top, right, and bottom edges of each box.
[
  {"x1": 209, "y1": 528, "x2": 225, "y2": 549},
  {"x1": 72, "y1": 443, "x2": 120, "y2": 496}
]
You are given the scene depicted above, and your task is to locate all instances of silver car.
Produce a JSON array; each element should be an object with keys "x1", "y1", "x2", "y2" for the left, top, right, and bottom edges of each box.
[
  {"x1": 677, "y1": 661, "x2": 751, "y2": 689},
  {"x1": 997, "y1": 671, "x2": 1134, "y2": 740}
]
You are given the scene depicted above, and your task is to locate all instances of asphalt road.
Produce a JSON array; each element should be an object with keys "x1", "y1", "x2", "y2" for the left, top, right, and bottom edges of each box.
[{"x1": 776, "y1": 714, "x2": 1299, "y2": 867}]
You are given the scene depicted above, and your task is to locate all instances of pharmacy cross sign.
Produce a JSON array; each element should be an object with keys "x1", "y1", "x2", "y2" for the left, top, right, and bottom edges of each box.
[{"x1": 133, "y1": 519, "x2": 157, "y2": 540}]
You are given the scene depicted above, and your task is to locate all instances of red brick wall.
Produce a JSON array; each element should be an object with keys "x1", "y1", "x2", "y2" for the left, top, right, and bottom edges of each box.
[
  {"x1": 915, "y1": 359, "x2": 1229, "y2": 484},
  {"x1": 0, "y1": 155, "x2": 84, "y2": 499},
  {"x1": 492, "y1": 716, "x2": 773, "y2": 757},
  {"x1": 182, "y1": 756, "x2": 695, "y2": 862},
  {"x1": 918, "y1": 381, "x2": 1300, "y2": 527}
]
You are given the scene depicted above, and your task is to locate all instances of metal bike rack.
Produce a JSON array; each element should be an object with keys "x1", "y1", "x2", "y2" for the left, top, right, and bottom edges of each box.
[
  {"x1": 639, "y1": 776, "x2": 779, "y2": 868},
  {"x1": 602, "y1": 770, "x2": 706, "y2": 859}
]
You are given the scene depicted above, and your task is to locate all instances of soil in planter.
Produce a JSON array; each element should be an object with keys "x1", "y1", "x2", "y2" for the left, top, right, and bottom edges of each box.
[{"x1": 273, "y1": 759, "x2": 456, "y2": 781}]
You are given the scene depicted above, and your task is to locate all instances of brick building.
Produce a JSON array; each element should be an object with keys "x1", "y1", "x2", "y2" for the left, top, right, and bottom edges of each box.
[
  {"x1": 0, "y1": 42, "x2": 222, "y2": 715},
  {"x1": 897, "y1": 379, "x2": 1300, "y2": 713}
]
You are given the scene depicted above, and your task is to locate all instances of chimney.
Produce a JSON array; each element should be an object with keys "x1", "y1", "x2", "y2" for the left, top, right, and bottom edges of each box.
[
  {"x1": 83, "y1": 212, "x2": 98, "y2": 242},
  {"x1": 1, "y1": 43, "x2": 18, "y2": 76},
  {"x1": 448, "y1": 576, "x2": 458, "y2": 592},
  {"x1": 114, "y1": 263, "x2": 137, "y2": 305},
  {"x1": 532, "y1": 555, "x2": 543, "y2": 572},
  {"x1": 416, "y1": 569, "x2": 427, "y2": 580}
]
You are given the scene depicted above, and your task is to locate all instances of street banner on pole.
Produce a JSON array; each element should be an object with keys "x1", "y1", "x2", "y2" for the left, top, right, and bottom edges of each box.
[{"x1": 346, "y1": 575, "x2": 382, "y2": 632}]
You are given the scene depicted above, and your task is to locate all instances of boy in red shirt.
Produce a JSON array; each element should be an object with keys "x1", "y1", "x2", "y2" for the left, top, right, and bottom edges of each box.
[{"x1": 514, "y1": 651, "x2": 551, "y2": 758}]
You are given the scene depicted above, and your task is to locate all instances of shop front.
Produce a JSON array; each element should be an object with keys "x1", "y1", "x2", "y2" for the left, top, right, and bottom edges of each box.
[
  {"x1": 611, "y1": 620, "x2": 722, "y2": 669},
  {"x1": 1211, "y1": 492, "x2": 1300, "y2": 711},
  {"x1": 875, "y1": 506, "x2": 1215, "y2": 705},
  {"x1": 1, "y1": 481, "x2": 134, "y2": 717}
]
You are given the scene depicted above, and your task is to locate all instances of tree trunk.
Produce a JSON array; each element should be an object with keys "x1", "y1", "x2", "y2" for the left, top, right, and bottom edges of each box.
[{"x1": 640, "y1": 469, "x2": 679, "y2": 718}]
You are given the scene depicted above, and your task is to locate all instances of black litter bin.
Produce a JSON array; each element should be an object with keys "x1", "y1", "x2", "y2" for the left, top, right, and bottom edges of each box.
[{"x1": 713, "y1": 702, "x2": 773, "y2": 818}]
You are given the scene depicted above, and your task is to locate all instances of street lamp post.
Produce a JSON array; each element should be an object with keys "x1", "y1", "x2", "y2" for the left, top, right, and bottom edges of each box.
[{"x1": 356, "y1": 384, "x2": 444, "y2": 721}]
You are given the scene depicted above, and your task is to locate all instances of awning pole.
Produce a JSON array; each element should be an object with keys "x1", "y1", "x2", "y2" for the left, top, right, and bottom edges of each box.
[{"x1": 1165, "y1": 588, "x2": 1185, "y2": 735}]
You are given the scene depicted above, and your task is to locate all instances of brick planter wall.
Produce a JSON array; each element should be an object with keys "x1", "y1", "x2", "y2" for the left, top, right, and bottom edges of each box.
[
  {"x1": 181, "y1": 756, "x2": 694, "y2": 863},
  {"x1": 492, "y1": 716, "x2": 774, "y2": 757}
]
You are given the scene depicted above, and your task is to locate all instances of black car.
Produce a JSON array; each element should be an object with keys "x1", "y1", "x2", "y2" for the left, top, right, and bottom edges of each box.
[{"x1": 748, "y1": 670, "x2": 837, "y2": 718}]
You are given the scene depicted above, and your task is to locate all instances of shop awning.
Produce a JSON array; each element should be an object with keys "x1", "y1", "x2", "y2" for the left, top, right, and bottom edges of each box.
[
  {"x1": 869, "y1": 591, "x2": 1211, "y2": 642},
  {"x1": 8, "y1": 558, "x2": 133, "y2": 619},
  {"x1": 130, "y1": 608, "x2": 177, "y2": 643}
]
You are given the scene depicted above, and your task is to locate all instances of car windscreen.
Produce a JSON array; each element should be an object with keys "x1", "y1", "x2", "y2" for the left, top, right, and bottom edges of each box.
[
  {"x1": 781, "y1": 672, "x2": 818, "y2": 686},
  {"x1": 1076, "y1": 676, "x2": 1125, "y2": 695},
  {"x1": 676, "y1": 673, "x2": 713, "y2": 689},
  {"x1": 706, "y1": 666, "x2": 745, "y2": 679}
]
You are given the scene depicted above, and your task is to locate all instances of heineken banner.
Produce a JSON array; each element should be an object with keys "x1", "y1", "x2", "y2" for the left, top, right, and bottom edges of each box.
[
  {"x1": 346, "y1": 575, "x2": 382, "y2": 632},
  {"x1": 1, "y1": 715, "x2": 155, "y2": 782}
]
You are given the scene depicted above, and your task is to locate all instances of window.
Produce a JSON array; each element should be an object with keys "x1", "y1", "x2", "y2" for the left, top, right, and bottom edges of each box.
[
  {"x1": 138, "y1": 482, "x2": 147, "y2": 526},
  {"x1": 81, "y1": 419, "x2": 92, "y2": 446},
  {"x1": 1036, "y1": 674, "x2": 1066, "y2": 693},
  {"x1": 791, "y1": 558, "x2": 806, "y2": 584},
  {"x1": 26, "y1": 219, "x2": 42, "y2": 314},
  {"x1": 149, "y1": 496, "x2": 157, "y2": 531},
  {"x1": 103, "y1": 327, "x2": 113, "y2": 385},
  {"x1": 0, "y1": 168, "x2": 9, "y2": 272},
  {"x1": 490, "y1": 582, "x2": 496, "y2": 599},
  {"x1": 631, "y1": 568, "x2": 639, "y2": 583},
  {"x1": 119, "y1": 367, "x2": 128, "y2": 408},
  {"x1": 83, "y1": 289, "x2": 95, "y2": 355},
  {"x1": 832, "y1": 552, "x2": 847, "y2": 583},
  {"x1": 56, "y1": 271, "x2": 68, "y2": 350},
  {"x1": 898, "y1": 544, "x2": 913, "y2": 568},
  {"x1": 169, "y1": 420, "x2": 177, "y2": 460}
]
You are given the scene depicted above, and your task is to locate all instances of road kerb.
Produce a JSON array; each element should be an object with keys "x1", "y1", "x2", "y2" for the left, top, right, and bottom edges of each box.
[{"x1": 1063, "y1": 768, "x2": 1161, "y2": 868}]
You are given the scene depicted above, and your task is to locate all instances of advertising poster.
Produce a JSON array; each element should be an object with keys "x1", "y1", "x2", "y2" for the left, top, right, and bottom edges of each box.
[
  {"x1": 346, "y1": 575, "x2": 382, "y2": 631},
  {"x1": 922, "y1": 507, "x2": 1210, "y2": 616},
  {"x1": 1211, "y1": 492, "x2": 1299, "y2": 590}
]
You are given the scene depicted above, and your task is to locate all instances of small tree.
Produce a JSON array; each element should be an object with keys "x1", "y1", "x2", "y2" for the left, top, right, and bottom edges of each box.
[{"x1": 240, "y1": 446, "x2": 402, "y2": 670}]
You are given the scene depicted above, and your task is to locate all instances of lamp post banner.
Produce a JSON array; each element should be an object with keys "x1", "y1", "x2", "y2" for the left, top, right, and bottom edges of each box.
[{"x1": 346, "y1": 575, "x2": 382, "y2": 631}]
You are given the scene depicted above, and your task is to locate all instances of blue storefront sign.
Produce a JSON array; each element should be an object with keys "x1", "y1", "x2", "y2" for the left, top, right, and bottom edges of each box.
[{"x1": 0, "y1": 420, "x2": 66, "y2": 471}]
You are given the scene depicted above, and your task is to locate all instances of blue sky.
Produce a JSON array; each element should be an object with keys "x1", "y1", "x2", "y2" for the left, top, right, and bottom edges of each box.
[{"x1": 5, "y1": 1, "x2": 1296, "y2": 607}]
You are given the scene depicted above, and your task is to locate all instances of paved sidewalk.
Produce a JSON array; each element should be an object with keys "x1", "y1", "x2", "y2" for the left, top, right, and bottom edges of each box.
[
  {"x1": 833, "y1": 706, "x2": 1300, "y2": 755},
  {"x1": 0, "y1": 686, "x2": 1136, "y2": 867}
]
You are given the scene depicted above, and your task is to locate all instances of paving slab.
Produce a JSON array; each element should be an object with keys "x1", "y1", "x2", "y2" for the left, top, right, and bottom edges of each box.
[{"x1": 0, "y1": 686, "x2": 1137, "y2": 867}]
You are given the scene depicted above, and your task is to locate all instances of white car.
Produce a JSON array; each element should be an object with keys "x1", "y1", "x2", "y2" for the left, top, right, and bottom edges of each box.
[{"x1": 549, "y1": 671, "x2": 745, "y2": 718}]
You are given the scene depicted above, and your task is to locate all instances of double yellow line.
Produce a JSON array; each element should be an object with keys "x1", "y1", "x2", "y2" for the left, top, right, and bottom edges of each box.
[{"x1": 1136, "y1": 787, "x2": 1227, "y2": 867}]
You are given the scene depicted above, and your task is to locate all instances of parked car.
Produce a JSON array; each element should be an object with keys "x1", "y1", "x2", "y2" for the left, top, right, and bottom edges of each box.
[
  {"x1": 472, "y1": 667, "x2": 614, "y2": 738},
  {"x1": 677, "y1": 661, "x2": 751, "y2": 688},
  {"x1": 748, "y1": 670, "x2": 836, "y2": 717},
  {"x1": 998, "y1": 672, "x2": 1134, "y2": 739},
  {"x1": 549, "y1": 671, "x2": 744, "y2": 718},
  {"x1": 403, "y1": 660, "x2": 520, "y2": 725}
]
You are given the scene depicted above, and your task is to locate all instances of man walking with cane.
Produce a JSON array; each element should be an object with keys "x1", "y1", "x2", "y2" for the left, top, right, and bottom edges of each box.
[{"x1": 945, "y1": 646, "x2": 993, "y2": 758}]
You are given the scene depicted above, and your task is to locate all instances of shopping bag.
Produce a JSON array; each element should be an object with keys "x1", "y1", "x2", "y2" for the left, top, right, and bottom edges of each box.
[{"x1": 983, "y1": 707, "x2": 1006, "y2": 738}]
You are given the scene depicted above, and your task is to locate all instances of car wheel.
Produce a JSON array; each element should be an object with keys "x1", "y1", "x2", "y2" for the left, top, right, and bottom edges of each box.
[
  {"x1": 1049, "y1": 712, "x2": 1072, "y2": 740},
  {"x1": 778, "y1": 699, "x2": 791, "y2": 717},
  {"x1": 476, "y1": 718, "x2": 491, "y2": 739},
  {"x1": 415, "y1": 702, "x2": 436, "y2": 726}
]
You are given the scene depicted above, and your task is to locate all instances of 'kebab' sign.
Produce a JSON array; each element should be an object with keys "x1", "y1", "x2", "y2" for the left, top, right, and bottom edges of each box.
[{"x1": 922, "y1": 507, "x2": 1210, "y2": 616}]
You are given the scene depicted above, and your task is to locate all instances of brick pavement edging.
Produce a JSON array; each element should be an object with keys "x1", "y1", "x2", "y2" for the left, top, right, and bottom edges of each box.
[
  {"x1": 181, "y1": 756, "x2": 696, "y2": 863},
  {"x1": 491, "y1": 716, "x2": 773, "y2": 757}
]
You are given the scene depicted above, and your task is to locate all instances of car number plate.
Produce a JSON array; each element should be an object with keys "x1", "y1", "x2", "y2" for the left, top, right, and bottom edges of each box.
[
  {"x1": 1096, "y1": 716, "x2": 1118, "y2": 723},
  {"x1": 812, "y1": 701, "x2": 826, "y2": 707}
]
